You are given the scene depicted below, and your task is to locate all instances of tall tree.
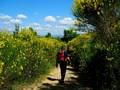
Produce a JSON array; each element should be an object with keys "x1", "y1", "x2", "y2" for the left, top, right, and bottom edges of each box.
[
  {"x1": 29, "y1": 27, "x2": 37, "y2": 36},
  {"x1": 62, "y1": 28, "x2": 78, "y2": 42},
  {"x1": 13, "y1": 24, "x2": 20, "y2": 35},
  {"x1": 45, "y1": 32, "x2": 52, "y2": 38},
  {"x1": 72, "y1": 0, "x2": 120, "y2": 43}
]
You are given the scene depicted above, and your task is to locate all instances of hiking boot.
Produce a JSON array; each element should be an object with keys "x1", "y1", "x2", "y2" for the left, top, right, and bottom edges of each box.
[{"x1": 59, "y1": 80, "x2": 64, "y2": 84}]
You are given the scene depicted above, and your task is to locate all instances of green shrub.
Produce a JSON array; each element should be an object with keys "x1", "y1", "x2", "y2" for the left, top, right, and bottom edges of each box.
[{"x1": 0, "y1": 29, "x2": 64, "y2": 89}]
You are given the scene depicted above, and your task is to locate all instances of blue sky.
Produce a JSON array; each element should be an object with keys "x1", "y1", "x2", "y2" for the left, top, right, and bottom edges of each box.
[{"x1": 0, "y1": 0, "x2": 75, "y2": 37}]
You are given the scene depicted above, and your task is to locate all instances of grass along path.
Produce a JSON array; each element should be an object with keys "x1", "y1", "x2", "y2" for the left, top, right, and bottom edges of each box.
[{"x1": 15, "y1": 66, "x2": 92, "y2": 90}]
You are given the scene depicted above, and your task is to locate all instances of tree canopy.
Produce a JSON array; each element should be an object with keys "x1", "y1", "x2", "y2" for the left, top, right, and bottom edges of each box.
[
  {"x1": 62, "y1": 28, "x2": 78, "y2": 42},
  {"x1": 72, "y1": 0, "x2": 120, "y2": 43}
]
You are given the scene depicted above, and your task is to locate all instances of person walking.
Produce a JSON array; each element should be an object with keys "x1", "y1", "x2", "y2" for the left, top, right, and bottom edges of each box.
[{"x1": 56, "y1": 47, "x2": 70, "y2": 84}]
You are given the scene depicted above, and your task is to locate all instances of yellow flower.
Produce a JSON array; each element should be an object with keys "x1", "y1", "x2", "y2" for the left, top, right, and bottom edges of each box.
[{"x1": 0, "y1": 60, "x2": 4, "y2": 74}]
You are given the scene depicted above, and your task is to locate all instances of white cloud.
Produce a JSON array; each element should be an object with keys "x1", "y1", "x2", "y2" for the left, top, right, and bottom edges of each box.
[
  {"x1": 55, "y1": 25, "x2": 66, "y2": 29},
  {"x1": 35, "y1": 26, "x2": 43, "y2": 30},
  {"x1": 0, "y1": 14, "x2": 12, "y2": 22},
  {"x1": 43, "y1": 24, "x2": 64, "y2": 31},
  {"x1": 0, "y1": 14, "x2": 27, "y2": 25},
  {"x1": 29, "y1": 22, "x2": 43, "y2": 30},
  {"x1": 43, "y1": 26, "x2": 51, "y2": 31},
  {"x1": 59, "y1": 17, "x2": 75, "y2": 25},
  {"x1": 30, "y1": 22, "x2": 40, "y2": 27},
  {"x1": 10, "y1": 19, "x2": 21, "y2": 24},
  {"x1": 16, "y1": 14, "x2": 27, "y2": 20},
  {"x1": 45, "y1": 24, "x2": 52, "y2": 28},
  {"x1": 44, "y1": 16, "x2": 56, "y2": 23}
]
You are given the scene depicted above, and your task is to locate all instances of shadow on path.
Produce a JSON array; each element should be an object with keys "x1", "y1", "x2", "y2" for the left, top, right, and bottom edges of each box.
[
  {"x1": 47, "y1": 77, "x2": 59, "y2": 81},
  {"x1": 38, "y1": 67, "x2": 93, "y2": 90}
]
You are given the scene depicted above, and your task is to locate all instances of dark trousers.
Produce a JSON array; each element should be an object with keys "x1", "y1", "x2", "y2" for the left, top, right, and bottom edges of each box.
[{"x1": 60, "y1": 61, "x2": 67, "y2": 81}]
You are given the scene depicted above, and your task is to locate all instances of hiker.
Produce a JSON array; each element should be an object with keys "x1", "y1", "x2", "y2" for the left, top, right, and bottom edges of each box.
[{"x1": 56, "y1": 46, "x2": 70, "y2": 84}]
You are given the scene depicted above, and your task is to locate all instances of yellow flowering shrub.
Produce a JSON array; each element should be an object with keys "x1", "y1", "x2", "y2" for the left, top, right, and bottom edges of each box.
[
  {"x1": 67, "y1": 33, "x2": 95, "y2": 70},
  {"x1": 0, "y1": 29, "x2": 64, "y2": 89}
]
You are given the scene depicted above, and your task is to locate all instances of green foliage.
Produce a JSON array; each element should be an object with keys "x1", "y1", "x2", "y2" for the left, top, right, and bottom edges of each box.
[
  {"x1": 0, "y1": 28, "x2": 64, "y2": 89},
  {"x1": 13, "y1": 24, "x2": 20, "y2": 35},
  {"x1": 68, "y1": 33, "x2": 95, "y2": 70},
  {"x1": 45, "y1": 32, "x2": 52, "y2": 38},
  {"x1": 72, "y1": 0, "x2": 120, "y2": 43},
  {"x1": 17, "y1": 27, "x2": 37, "y2": 41},
  {"x1": 62, "y1": 28, "x2": 78, "y2": 42},
  {"x1": 72, "y1": 1, "x2": 120, "y2": 89},
  {"x1": 72, "y1": 0, "x2": 120, "y2": 25},
  {"x1": 110, "y1": 21, "x2": 120, "y2": 89},
  {"x1": 68, "y1": 31, "x2": 120, "y2": 89}
]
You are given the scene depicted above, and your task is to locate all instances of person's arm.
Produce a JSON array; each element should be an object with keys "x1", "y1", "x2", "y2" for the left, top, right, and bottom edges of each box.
[{"x1": 64, "y1": 51, "x2": 70, "y2": 61}]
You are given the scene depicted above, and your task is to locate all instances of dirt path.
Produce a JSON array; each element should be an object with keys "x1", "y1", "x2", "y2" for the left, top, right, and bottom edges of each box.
[{"x1": 16, "y1": 66, "x2": 92, "y2": 90}]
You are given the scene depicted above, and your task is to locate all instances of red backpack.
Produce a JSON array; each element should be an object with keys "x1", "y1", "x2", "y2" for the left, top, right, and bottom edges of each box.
[{"x1": 58, "y1": 51, "x2": 65, "y2": 61}]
